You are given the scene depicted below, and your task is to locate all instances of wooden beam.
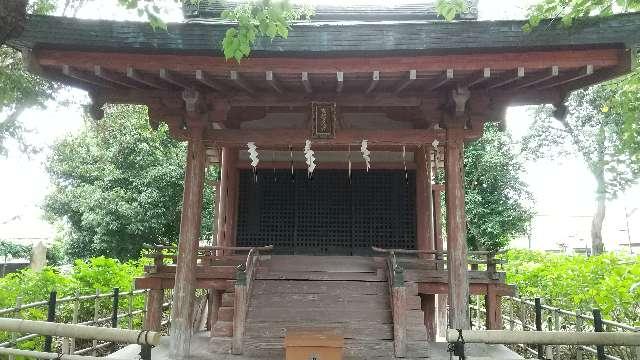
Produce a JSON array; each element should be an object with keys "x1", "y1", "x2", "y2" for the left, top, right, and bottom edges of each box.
[
  {"x1": 538, "y1": 65, "x2": 594, "y2": 90},
  {"x1": 160, "y1": 68, "x2": 191, "y2": 88},
  {"x1": 144, "y1": 289, "x2": 163, "y2": 331},
  {"x1": 445, "y1": 127, "x2": 470, "y2": 330},
  {"x1": 40, "y1": 48, "x2": 622, "y2": 75},
  {"x1": 394, "y1": 69, "x2": 417, "y2": 94},
  {"x1": 336, "y1": 71, "x2": 344, "y2": 93},
  {"x1": 365, "y1": 70, "x2": 380, "y2": 94},
  {"x1": 94, "y1": 66, "x2": 139, "y2": 89},
  {"x1": 62, "y1": 65, "x2": 113, "y2": 88},
  {"x1": 514, "y1": 66, "x2": 559, "y2": 89},
  {"x1": 465, "y1": 68, "x2": 491, "y2": 88},
  {"x1": 216, "y1": 148, "x2": 239, "y2": 256},
  {"x1": 126, "y1": 67, "x2": 166, "y2": 89},
  {"x1": 487, "y1": 67, "x2": 525, "y2": 89},
  {"x1": 301, "y1": 72, "x2": 312, "y2": 93},
  {"x1": 265, "y1": 71, "x2": 283, "y2": 93},
  {"x1": 230, "y1": 71, "x2": 254, "y2": 93},
  {"x1": 429, "y1": 69, "x2": 454, "y2": 91},
  {"x1": 416, "y1": 146, "x2": 435, "y2": 256},
  {"x1": 170, "y1": 126, "x2": 207, "y2": 358},
  {"x1": 195, "y1": 70, "x2": 224, "y2": 92}
]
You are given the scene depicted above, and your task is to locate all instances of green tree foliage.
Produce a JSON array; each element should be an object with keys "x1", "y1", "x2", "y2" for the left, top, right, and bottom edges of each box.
[
  {"x1": 522, "y1": 86, "x2": 640, "y2": 254},
  {"x1": 44, "y1": 105, "x2": 217, "y2": 261},
  {"x1": 0, "y1": 240, "x2": 31, "y2": 260},
  {"x1": 503, "y1": 249, "x2": 640, "y2": 326},
  {"x1": 463, "y1": 124, "x2": 534, "y2": 251},
  {"x1": 526, "y1": 0, "x2": 640, "y2": 29},
  {"x1": 0, "y1": 0, "x2": 60, "y2": 156}
]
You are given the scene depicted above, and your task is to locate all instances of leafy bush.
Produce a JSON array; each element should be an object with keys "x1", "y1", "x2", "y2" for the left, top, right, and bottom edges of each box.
[
  {"x1": 0, "y1": 257, "x2": 150, "y2": 354},
  {"x1": 502, "y1": 249, "x2": 640, "y2": 326}
]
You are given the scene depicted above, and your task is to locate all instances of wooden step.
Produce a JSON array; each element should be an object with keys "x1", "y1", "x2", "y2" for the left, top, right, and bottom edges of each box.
[
  {"x1": 211, "y1": 320, "x2": 233, "y2": 337},
  {"x1": 221, "y1": 292, "x2": 235, "y2": 307},
  {"x1": 264, "y1": 256, "x2": 379, "y2": 272},
  {"x1": 208, "y1": 336, "x2": 231, "y2": 354},
  {"x1": 252, "y1": 280, "x2": 388, "y2": 296},
  {"x1": 249, "y1": 293, "x2": 391, "y2": 311},
  {"x1": 247, "y1": 308, "x2": 392, "y2": 323},
  {"x1": 256, "y1": 270, "x2": 385, "y2": 282},
  {"x1": 244, "y1": 322, "x2": 393, "y2": 340},
  {"x1": 244, "y1": 337, "x2": 402, "y2": 359},
  {"x1": 217, "y1": 306, "x2": 234, "y2": 322}
]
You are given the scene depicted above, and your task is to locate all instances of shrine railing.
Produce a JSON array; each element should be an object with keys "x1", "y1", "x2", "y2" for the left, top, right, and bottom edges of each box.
[
  {"x1": 230, "y1": 245, "x2": 273, "y2": 355},
  {"x1": 372, "y1": 247, "x2": 407, "y2": 358}
]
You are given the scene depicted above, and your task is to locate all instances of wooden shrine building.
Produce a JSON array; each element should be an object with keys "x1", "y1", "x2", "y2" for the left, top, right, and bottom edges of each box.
[{"x1": 8, "y1": 1, "x2": 640, "y2": 358}]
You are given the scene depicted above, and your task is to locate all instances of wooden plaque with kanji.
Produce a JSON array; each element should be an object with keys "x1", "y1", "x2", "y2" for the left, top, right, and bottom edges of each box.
[{"x1": 311, "y1": 102, "x2": 336, "y2": 139}]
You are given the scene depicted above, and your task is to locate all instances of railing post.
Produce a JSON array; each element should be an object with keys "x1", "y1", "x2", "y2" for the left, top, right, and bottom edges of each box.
[
  {"x1": 8, "y1": 297, "x2": 22, "y2": 360},
  {"x1": 112, "y1": 287, "x2": 120, "y2": 328},
  {"x1": 93, "y1": 289, "x2": 100, "y2": 356},
  {"x1": 535, "y1": 297, "x2": 543, "y2": 359},
  {"x1": 44, "y1": 290, "x2": 57, "y2": 352},
  {"x1": 70, "y1": 290, "x2": 80, "y2": 354},
  {"x1": 593, "y1": 308, "x2": 606, "y2": 360},
  {"x1": 128, "y1": 286, "x2": 134, "y2": 330},
  {"x1": 232, "y1": 265, "x2": 247, "y2": 355},
  {"x1": 553, "y1": 309, "x2": 560, "y2": 359},
  {"x1": 509, "y1": 299, "x2": 515, "y2": 331},
  {"x1": 576, "y1": 309, "x2": 583, "y2": 360},
  {"x1": 392, "y1": 265, "x2": 407, "y2": 358}
]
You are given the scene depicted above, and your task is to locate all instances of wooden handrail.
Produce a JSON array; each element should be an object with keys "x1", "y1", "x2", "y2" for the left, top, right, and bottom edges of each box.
[
  {"x1": 378, "y1": 250, "x2": 407, "y2": 358},
  {"x1": 231, "y1": 245, "x2": 273, "y2": 355}
]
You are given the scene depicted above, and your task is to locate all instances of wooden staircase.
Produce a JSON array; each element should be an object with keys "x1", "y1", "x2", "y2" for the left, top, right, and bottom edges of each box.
[{"x1": 223, "y1": 255, "x2": 429, "y2": 359}]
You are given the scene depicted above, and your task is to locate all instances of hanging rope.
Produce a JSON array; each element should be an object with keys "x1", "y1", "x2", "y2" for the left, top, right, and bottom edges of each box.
[
  {"x1": 402, "y1": 145, "x2": 408, "y2": 184},
  {"x1": 289, "y1": 144, "x2": 295, "y2": 183},
  {"x1": 347, "y1": 144, "x2": 352, "y2": 185}
]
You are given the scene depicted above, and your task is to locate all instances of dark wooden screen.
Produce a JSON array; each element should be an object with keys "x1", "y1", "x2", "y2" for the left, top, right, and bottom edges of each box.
[{"x1": 237, "y1": 169, "x2": 416, "y2": 255}]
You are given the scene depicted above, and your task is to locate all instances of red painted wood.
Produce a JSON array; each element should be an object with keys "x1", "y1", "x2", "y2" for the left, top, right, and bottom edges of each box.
[
  {"x1": 144, "y1": 289, "x2": 163, "y2": 331},
  {"x1": 421, "y1": 294, "x2": 437, "y2": 341},
  {"x1": 415, "y1": 147, "x2": 435, "y2": 258},
  {"x1": 485, "y1": 285, "x2": 503, "y2": 330},
  {"x1": 216, "y1": 148, "x2": 239, "y2": 255},
  {"x1": 39, "y1": 48, "x2": 622, "y2": 74},
  {"x1": 170, "y1": 125, "x2": 207, "y2": 358},
  {"x1": 444, "y1": 127, "x2": 470, "y2": 330}
]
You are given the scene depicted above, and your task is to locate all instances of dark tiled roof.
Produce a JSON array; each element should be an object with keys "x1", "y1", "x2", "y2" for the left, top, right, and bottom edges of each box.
[
  {"x1": 182, "y1": 0, "x2": 479, "y2": 21},
  {"x1": 8, "y1": 12, "x2": 640, "y2": 56}
]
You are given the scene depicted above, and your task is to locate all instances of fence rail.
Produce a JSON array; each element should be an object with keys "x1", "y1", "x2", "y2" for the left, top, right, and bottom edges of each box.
[
  {"x1": 470, "y1": 295, "x2": 640, "y2": 360},
  {"x1": 0, "y1": 287, "x2": 172, "y2": 357}
]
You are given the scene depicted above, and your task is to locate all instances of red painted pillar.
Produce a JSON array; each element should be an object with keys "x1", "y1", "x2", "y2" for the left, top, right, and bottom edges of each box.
[
  {"x1": 216, "y1": 147, "x2": 239, "y2": 255},
  {"x1": 416, "y1": 146, "x2": 437, "y2": 340},
  {"x1": 170, "y1": 124, "x2": 207, "y2": 358},
  {"x1": 445, "y1": 128, "x2": 470, "y2": 330},
  {"x1": 433, "y1": 186, "x2": 448, "y2": 337}
]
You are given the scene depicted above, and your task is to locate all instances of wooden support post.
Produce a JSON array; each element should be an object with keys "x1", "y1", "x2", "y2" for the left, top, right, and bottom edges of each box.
[
  {"x1": 207, "y1": 289, "x2": 221, "y2": 331},
  {"x1": 392, "y1": 285, "x2": 407, "y2": 357},
  {"x1": 445, "y1": 128, "x2": 470, "y2": 330},
  {"x1": 144, "y1": 289, "x2": 164, "y2": 332},
  {"x1": 485, "y1": 285, "x2": 503, "y2": 330},
  {"x1": 232, "y1": 282, "x2": 247, "y2": 354},
  {"x1": 415, "y1": 146, "x2": 435, "y2": 256},
  {"x1": 44, "y1": 291, "x2": 57, "y2": 352},
  {"x1": 421, "y1": 294, "x2": 437, "y2": 341},
  {"x1": 216, "y1": 147, "x2": 239, "y2": 255},
  {"x1": 433, "y1": 186, "x2": 448, "y2": 338},
  {"x1": 535, "y1": 298, "x2": 543, "y2": 359},
  {"x1": 170, "y1": 124, "x2": 207, "y2": 359},
  {"x1": 593, "y1": 308, "x2": 606, "y2": 360}
]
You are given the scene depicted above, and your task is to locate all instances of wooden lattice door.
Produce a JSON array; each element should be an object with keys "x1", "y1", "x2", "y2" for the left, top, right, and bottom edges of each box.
[{"x1": 236, "y1": 169, "x2": 416, "y2": 255}]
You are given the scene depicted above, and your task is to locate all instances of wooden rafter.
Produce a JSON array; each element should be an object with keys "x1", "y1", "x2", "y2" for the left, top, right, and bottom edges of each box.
[
  {"x1": 514, "y1": 66, "x2": 559, "y2": 89},
  {"x1": 159, "y1": 68, "x2": 191, "y2": 89},
  {"x1": 195, "y1": 70, "x2": 224, "y2": 92},
  {"x1": 126, "y1": 67, "x2": 166, "y2": 89},
  {"x1": 487, "y1": 67, "x2": 525, "y2": 90},
  {"x1": 464, "y1": 68, "x2": 491, "y2": 88},
  {"x1": 429, "y1": 69, "x2": 454, "y2": 91},
  {"x1": 230, "y1": 71, "x2": 254, "y2": 93},
  {"x1": 365, "y1": 71, "x2": 380, "y2": 94},
  {"x1": 93, "y1": 65, "x2": 139, "y2": 89},
  {"x1": 265, "y1": 71, "x2": 283, "y2": 93},
  {"x1": 62, "y1": 65, "x2": 113, "y2": 88},
  {"x1": 394, "y1": 70, "x2": 417, "y2": 94},
  {"x1": 301, "y1": 72, "x2": 312, "y2": 93},
  {"x1": 538, "y1": 65, "x2": 594, "y2": 90},
  {"x1": 336, "y1": 72, "x2": 344, "y2": 93}
]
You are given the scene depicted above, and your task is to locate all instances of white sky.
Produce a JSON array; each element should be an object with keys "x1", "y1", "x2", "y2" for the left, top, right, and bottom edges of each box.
[{"x1": 0, "y1": 0, "x2": 638, "y2": 252}]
